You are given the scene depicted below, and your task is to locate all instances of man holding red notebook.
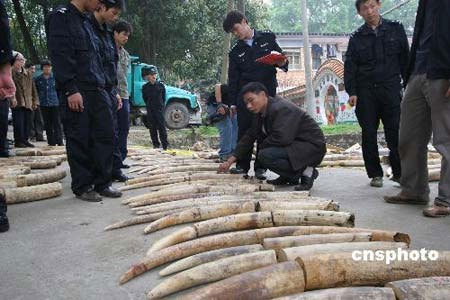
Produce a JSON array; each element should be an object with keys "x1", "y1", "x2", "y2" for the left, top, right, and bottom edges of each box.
[{"x1": 223, "y1": 10, "x2": 288, "y2": 179}]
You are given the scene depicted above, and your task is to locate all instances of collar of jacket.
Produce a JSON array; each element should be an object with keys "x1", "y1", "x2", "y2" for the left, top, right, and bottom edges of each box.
[
  {"x1": 361, "y1": 17, "x2": 387, "y2": 35},
  {"x1": 68, "y1": 2, "x2": 89, "y2": 19},
  {"x1": 237, "y1": 29, "x2": 263, "y2": 48}
]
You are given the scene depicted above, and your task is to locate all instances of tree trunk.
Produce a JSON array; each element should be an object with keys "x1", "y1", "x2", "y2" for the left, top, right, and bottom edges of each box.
[
  {"x1": 237, "y1": 0, "x2": 245, "y2": 14},
  {"x1": 220, "y1": 0, "x2": 234, "y2": 83},
  {"x1": 11, "y1": 0, "x2": 40, "y2": 63}
]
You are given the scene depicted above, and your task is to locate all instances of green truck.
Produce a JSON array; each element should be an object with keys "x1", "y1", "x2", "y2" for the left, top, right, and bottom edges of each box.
[{"x1": 127, "y1": 56, "x2": 202, "y2": 129}]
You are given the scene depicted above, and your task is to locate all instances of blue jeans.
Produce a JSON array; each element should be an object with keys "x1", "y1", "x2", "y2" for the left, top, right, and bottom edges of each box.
[
  {"x1": 117, "y1": 99, "x2": 130, "y2": 161},
  {"x1": 216, "y1": 114, "x2": 237, "y2": 158}
]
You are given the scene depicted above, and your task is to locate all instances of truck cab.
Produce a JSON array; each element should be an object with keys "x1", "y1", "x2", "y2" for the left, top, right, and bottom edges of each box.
[{"x1": 127, "y1": 56, "x2": 202, "y2": 129}]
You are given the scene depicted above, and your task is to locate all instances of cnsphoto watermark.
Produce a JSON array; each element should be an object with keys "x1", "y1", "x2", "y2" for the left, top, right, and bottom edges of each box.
[{"x1": 352, "y1": 248, "x2": 439, "y2": 265}]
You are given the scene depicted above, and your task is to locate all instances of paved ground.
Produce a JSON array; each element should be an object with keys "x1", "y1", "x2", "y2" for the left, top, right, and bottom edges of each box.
[{"x1": 1, "y1": 157, "x2": 449, "y2": 300}]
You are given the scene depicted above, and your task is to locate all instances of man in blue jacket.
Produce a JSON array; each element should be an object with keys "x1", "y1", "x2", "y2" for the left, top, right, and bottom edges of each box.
[{"x1": 34, "y1": 60, "x2": 63, "y2": 146}]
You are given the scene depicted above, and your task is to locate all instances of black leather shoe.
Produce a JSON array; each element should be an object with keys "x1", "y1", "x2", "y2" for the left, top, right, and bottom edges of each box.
[
  {"x1": 112, "y1": 173, "x2": 129, "y2": 182},
  {"x1": 230, "y1": 166, "x2": 247, "y2": 174},
  {"x1": 24, "y1": 141, "x2": 35, "y2": 148},
  {"x1": 14, "y1": 142, "x2": 28, "y2": 148},
  {"x1": 254, "y1": 168, "x2": 267, "y2": 180},
  {"x1": 98, "y1": 186, "x2": 122, "y2": 198},
  {"x1": 267, "y1": 176, "x2": 298, "y2": 186},
  {"x1": 295, "y1": 168, "x2": 319, "y2": 191},
  {"x1": 76, "y1": 190, "x2": 102, "y2": 202},
  {"x1": 0, "y1": 151, "x2": 11, "y2": 158},
  {"x1": 120, "y1": 164, "x2": 130, "y2": 169},
  {"x1": 0, "y1": 214, "x2": 9, "y2": 233}
]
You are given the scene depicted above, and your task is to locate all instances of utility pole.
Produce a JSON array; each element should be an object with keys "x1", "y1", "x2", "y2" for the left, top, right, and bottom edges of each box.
[
  {"x1": 300, "y1": 0, "x2": 315, "y2": 117},
  {"x1": 237, "y1": 0, "x2": 245, "y2": 14}
]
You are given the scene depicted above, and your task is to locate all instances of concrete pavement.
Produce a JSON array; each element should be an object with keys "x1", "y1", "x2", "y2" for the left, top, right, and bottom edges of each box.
[{"x1": 1, "y1": 163, "x2": 449, "y2": 300}]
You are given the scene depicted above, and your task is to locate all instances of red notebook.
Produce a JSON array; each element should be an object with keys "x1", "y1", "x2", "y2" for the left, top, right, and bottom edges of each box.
[{"x1": 255, "y1": 51, "x2": 286, "y2": 65}]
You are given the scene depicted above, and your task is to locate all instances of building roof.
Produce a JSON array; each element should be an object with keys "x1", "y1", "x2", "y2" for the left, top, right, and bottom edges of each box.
[
  {"x1": 313, "y1": 58, "x2": 344, "y2": 82},
  {"x1": 277, "y1": 70, "x2": 306, "y2": 93},
  {"x1": 279, "y1": 59, "x2": 345, "y2": 102}
]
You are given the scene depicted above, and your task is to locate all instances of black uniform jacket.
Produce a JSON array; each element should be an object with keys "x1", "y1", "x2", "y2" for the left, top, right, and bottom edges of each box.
[
  {"x1": 143, "y1": 81, "x2": 166, "y2": 112},
  {"x1": 47, "y1": 4, "x2": 106, "y2": 96},
  {"x1": 406, "y1": 0, "x2": 450, "y2": 82},
  {"x1": 234, "y1": 96, "x2": 326, "y2": 171},
  {"x1": 344, "y1": 18, "x2": 409, "y2": 96},
  {"x1": 89, "y1": 14, "x2": 118, "y2": 90},
  {"x1": 228, "y1": 30, "x2": 288, "y2": 107}
]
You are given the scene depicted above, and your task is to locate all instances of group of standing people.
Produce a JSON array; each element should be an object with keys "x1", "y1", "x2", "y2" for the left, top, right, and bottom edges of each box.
[
  {"x1": 46, "y1": 0, "x2": 133, "y2": 201},
  {"x1": 345, "y1": 0, "x2": 450, "y2": 218}
]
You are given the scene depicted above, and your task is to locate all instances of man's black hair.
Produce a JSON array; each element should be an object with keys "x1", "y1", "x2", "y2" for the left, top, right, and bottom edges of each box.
[
  {"x1": 101, "y1": 0, "x2": 126, "y2": 11},
  {"x1": 40, "y1": 59, "x2": 52, "y2": 68},
  {"x1": 113, "y1": 20, "x2": 133, "y2": 34},
  {"x1": 24, "y1": 61, "x2": 33, "y2": 69},
  {"x1": 240, "y1": 82, "x2": 268, "y2": 97},
  {"x1": 355, "y1": 0, "x2": 380, "y2": 11},
  {"x1": 223, "y1": 10, "x2": 246, "y2": 33}
]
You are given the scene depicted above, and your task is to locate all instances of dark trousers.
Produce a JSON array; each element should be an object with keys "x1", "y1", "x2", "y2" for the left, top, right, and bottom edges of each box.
[
  {"x1": 108, "y1": 90, "x2": 124, "y2": 176},
  {"x1": 60, "y1": 89, "x2": 114, "y2": 195},
  {"x1": 236, "y1": 106, "x2": 258, "y2": 172},
  {"x1": 117, "y1": 98, "x2": 130, "y2": 161},
  {"x1": 258, "y1": 147, "x2": 302, "y2": 180},
  {"x1": 148, "y1": 109, "x2": 168, "y2": 149},
  {"x1": 0, "y1": 100, "x2": 8, "y2": 154},
  {"x1": 41, "y1": 106, "x2": 63, "y2": 146},
  {"x1": 12, "y1": 107, "x2": 31, "y2": 144},
  {"x1": 29, "y1": 107, "x2": 44, "y2": 139},
  {"x1": 356, "y1": 84, "x2": 401, "y2": 178}
]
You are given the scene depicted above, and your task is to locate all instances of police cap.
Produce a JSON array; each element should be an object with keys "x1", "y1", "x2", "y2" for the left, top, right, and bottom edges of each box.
[{"x1": 142, "y1": 66, "x2": 158, "y2": 77}]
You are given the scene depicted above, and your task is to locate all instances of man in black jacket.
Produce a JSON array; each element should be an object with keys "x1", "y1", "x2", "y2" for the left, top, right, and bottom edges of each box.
[
  {"x1": 0, "y1": 0, "x2": 15, "y2": 232},
  {"x1": 142, "y1": 66, "x2": 168, "y2": 150},
  {"x1": 384, "y1": 0, "x2": 450, "y2": 218},
  {"x1": 344, "y1": 0, "x2": 409, "y2": 188},
  {"x1": 223, "y1": 10, "x2": 288, "y2": 179},
  {"x1": 219, "y1": 82, "x2": 326, "y2": 191}
]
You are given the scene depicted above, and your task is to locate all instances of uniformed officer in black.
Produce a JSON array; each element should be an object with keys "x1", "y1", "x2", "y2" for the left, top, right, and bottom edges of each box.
[
  {"x1": 90, "y1": 0, "x2": 129, "y2": 183},
  {"x1": 47, "y1": 0, "x2": 121, "y2": 201},
  {"x1": 223, "y1": 10, "x2": 288, "y2": 178},
  {"x1": 344, "y1": 0, "x2": 409, "y2": 188},
  {"x1": 142, "y1": 66, "x2": 168, "y2": 150}
]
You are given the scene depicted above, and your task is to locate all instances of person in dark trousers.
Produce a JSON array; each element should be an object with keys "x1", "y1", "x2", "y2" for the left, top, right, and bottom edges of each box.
[
  {"x1": 344, "y1": 0, "x2": 409, "y2": 188},
  {"x1": 384, "y1": 0, "x2": 450, "y2": 218},
  {"x1": 47, "y1": 0, "x2": 121, "y2": 202},
  {"x1": 10, "y1": 52, "x2": 39, "y2": 148},
  {"x1": 223, "y1": 10, "x2": 288, "y2": 179},
  {"x1": 113, "y1": 20, "x2": 132, "y2": 167},
  {"x1": 26, "y1": 62, "x2": 45, "y2": 142},
  {"x1": 90, "y1": 0, "x2": 129, "y2": 183},
  {"x1": 206, "y1": 83, "x2": 238, "y2": 162},
  {"x1": 142, "y1": 66, "x2": 168, "y2": 150},
  {"x1": 34, "y1": 60, "x2": 64, "y2": 146},
  {"x1": 0, "y1": 0, "x2": 16, "y2": 232},
  {"x1": 219, "y1": 82, "x2": 326, "y2": 191}
]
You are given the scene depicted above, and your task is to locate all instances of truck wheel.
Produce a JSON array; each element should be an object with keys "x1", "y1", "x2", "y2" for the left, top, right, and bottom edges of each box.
[{"x1": 164, "y1": 102, "x2": 190, "y2": 129}]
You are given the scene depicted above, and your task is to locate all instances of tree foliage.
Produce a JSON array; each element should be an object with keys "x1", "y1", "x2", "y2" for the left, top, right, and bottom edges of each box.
[{"x1": 268, "y1": 0, "x2": 419, "y2": 34}]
